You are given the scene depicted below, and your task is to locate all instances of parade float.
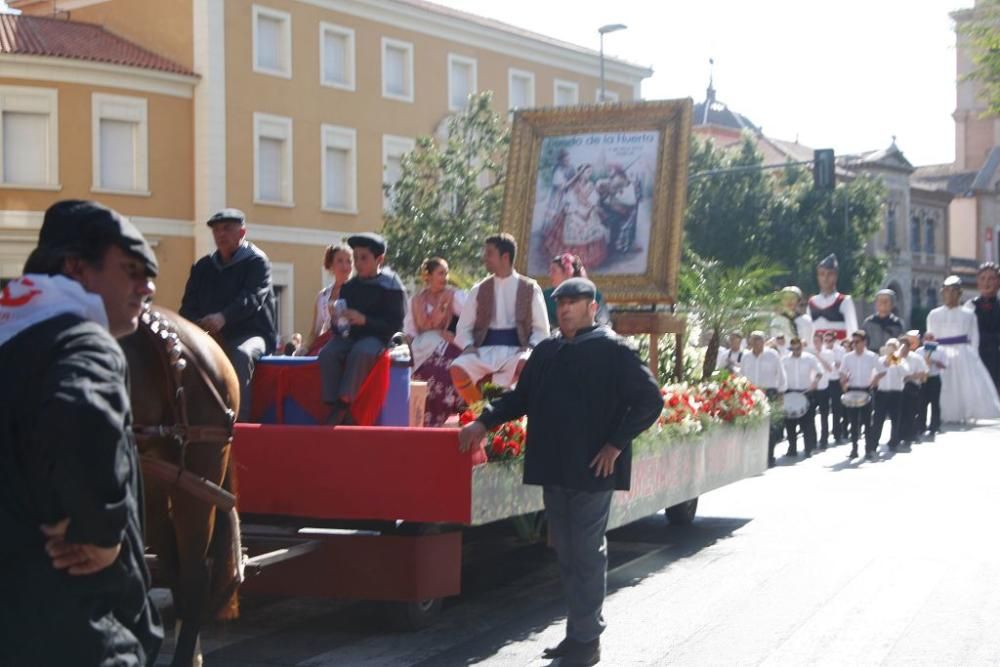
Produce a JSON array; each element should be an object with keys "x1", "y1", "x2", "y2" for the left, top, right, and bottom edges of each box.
[{"x1": 229, "y1": 99, "x2": 771, "y2": 628}]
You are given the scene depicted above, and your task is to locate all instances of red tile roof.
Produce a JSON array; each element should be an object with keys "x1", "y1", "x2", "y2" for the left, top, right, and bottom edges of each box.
[{"x1": 0, "y1": 13, "x2": 195, "y2": 77}]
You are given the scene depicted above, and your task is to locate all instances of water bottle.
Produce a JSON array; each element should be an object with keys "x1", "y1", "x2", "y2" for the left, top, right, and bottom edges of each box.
[{"x1": 333, "y1": 298, "x2": 350, "y2": 337}]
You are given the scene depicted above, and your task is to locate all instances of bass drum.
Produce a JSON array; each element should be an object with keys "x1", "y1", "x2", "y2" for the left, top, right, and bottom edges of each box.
[
  {"x1": 783, "y1": 391, "x2": 809, "y2": 419},
  {"x1": 841, "y1": 390, "x2": 872, "y2": 408}
]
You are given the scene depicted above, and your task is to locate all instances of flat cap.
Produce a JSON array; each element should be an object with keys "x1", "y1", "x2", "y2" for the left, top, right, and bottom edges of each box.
[
  {"x1": 904, "y1": 329, "x2": 921, "y2": 339},
  {"x1": 818, "y1": 253, "x2": 839, "y2": 270},
  {"x1": 942, "y1": 275, "x2": 962, "y2": 288},
  {"x1": 347, "y1": 232, "x2": 387, "y2": 256},
  {"x1": 207, "y1": 208, "x2": 246, "y2": 226},
  {"x1": 875, "y1": 288, "x2": 897, "y2": 300},
  {"x1": 780, "y1": 285, "x2": 803, "y2": 298},
  {"x1": 551, "y1": 277, "x2": 596, "y2": 300},
  {"x1": 37, "y1": 200, "x2": 158, "y2": 277}
]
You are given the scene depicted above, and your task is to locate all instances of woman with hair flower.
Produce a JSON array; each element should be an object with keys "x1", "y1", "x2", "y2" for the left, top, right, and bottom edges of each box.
[{"x1": 543, "y1": 253, "x2": 608, "y2": 328}]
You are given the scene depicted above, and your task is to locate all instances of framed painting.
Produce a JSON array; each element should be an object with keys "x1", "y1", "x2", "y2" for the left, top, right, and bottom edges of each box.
[{"x1": 500, "y1": 99, "x2": 692, "y2": 304}]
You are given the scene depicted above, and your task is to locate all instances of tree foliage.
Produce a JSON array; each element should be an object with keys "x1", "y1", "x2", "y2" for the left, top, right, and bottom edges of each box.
[
  {"x1": 382, "y1": 91, "x2": 510, "y2": 281},
  {"x1": 684, "y1": 135, "x2": 886, "y2": 299},
  {"x1": 960, "y1": 0, "x2": 1000, "y2": 117}
]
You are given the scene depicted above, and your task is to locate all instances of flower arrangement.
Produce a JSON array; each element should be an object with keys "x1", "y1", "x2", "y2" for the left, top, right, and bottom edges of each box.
[{"x1": 459, "y1": 383, "x2": 528, "y2": 462}]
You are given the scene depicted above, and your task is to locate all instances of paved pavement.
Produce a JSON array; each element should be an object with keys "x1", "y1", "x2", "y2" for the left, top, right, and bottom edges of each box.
[{"x1": 156, "y1": 420, "x2": 1000, "y2": 666}]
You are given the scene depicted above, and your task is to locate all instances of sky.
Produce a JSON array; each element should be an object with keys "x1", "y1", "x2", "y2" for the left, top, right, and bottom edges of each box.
[
  {"x1": 433, "y1": 0, "x2": 974, "y2": 167},
  {"x1": 0, "y1": 1, "x2": 973, "y2": 166}
]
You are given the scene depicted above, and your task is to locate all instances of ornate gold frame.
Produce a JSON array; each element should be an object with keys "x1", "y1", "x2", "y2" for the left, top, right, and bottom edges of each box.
[{"x1": 501, "y1": 99, "x2": 692, "y2": 304}]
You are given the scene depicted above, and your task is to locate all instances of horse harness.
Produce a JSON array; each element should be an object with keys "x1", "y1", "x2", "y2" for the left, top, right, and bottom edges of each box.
[{"x1": 132, "y1": 307, "x2": 237, "y2": 511}]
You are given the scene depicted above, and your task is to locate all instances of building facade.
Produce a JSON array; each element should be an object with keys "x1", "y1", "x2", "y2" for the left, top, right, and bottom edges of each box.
[{"x1": 1, "y1": 0, "x2": 651, "y2": 339}]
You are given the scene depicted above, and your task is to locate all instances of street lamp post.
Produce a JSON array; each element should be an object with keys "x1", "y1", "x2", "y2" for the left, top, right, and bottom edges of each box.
[{"x1": 598, "y1": 23, "x2": 627, "y2": 103}]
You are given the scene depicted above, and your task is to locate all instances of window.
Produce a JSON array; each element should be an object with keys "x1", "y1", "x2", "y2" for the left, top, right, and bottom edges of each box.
[
  {"x1": 253, "y1": 5, "x2": 292, "y2": 78},
  {"x1": 91, "y1": 93, "x2": 148, "y2": 194},
  {"x1": 925, "y1": 219, "x2": 935, "y2": 254},
  {"x1": 885, "y1": 201, "x2": 897, "y2": 250},
  {"x1": 508, "y1": 68, "x2": 535, "y2": 110},
  {"x1": 382, "y1": 38, "x2": 414, "y2": 102},
  {"x1": 596, "y1": 89, "x2": 620, "y2": 103},
  {"x1": 448, "y1": 54, "x2": 477, "y2": 112},
  {"x1": 321, "y1": 124, "x2": 356, "y2": 213},
  {"x1": 254, "y1": 112, "x2": 293, "y2": 205},
  {"x1": 554, "y1": 79, "x2": 579, "y2": 106},
  {"x1": 910, "y1": 215, "x2": 921, "y2": 253},
  {"x1": 0, "y1": 86, "x2": 58, "y2": 188},
  {"x1": 383, "y1": 134, "x2": 415, "y2": 211},
  {"x1": 911, "y1": 286, "x2": 921, "y2": 310},
  {"x1": 926, "y1": 287, "x2": 937, "y2": 308},
  {"x1": 320, "y1": 22, "x2": 354, "y2": 90}
]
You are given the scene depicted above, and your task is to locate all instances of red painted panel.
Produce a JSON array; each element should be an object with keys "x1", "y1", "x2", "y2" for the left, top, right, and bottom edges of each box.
[
  {"x1": 240, "y1": 532, "x2": 463, "y2": 601},
  {"x1": 233, "y1": 424, "x2": 486, "y2": 524}
]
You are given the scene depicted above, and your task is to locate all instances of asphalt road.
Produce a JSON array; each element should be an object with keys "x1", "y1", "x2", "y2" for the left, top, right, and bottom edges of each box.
[{"x1": 156, "y1": 419, "x2": 1000, "y2": 666}]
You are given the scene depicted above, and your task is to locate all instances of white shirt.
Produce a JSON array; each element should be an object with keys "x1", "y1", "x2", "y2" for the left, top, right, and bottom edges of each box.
[
  {"x1": 926, "y1": 305, "x2": 980, "y2": 350},
  {"x1": 916, "y1": 345, "x2": 948, "y2": 377},
  {"x1": 808, "y1": 291, "x2": 859, "y2": 338},
  {"x1": 741, "y1": 347, "x2": 787, "y2": 391},
  {"x1": 454, "y1": 272, "x2": 550, "y2": 349},
  {"x1": 812, "y1": 346, "x2": 838, "y2": 389},
  {"x1": 901, "y1": 351, "x2": 928, "y2": 384},
  {"x1": 840, "y1": 349, "x2": 879, "y2": 389},
  {"x1": 715, "y1": 347, "x2": 744, "y2": 371},
  {"x1": 782, "y1": 352, "x2": 821, "y2": 392},
  {"x1": 875, "y1": 355, "x2": 907, "y2": 392}
]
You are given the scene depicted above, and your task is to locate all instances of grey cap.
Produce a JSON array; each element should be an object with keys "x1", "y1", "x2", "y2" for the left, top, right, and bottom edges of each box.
[
  {"x1": 207, "y1": 208, "x2": 246, "y2": 226},
  {"x1": 35, "y1": 199, "x2": 158, "y2": 277},
  {"x1": 818, "y1": 253, "x2": 839, "y2": 270},
  {"x1": 551, "y1": 277, "x2": 597, "y2": 300},
  {"x1": 347, "y1": 232, "x2": 387, "y2": 256},
  {"x1": 942, "y1": 275, "x2": 962, "y2": 288},
  {"x1": 875, "y1": 288, "x2": 897, "y2": 301}
]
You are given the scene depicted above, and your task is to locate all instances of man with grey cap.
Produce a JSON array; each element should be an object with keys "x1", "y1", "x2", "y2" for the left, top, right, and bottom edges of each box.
[
  {"x1": 319, "y1": 232, "x2": 406, "y2": 425},
  {"x1": 862, "y1": 288, "x2": 905, "y2": 354},
  {"x1": 0, "y1": 200, "x2": 163, "y2": 665},
  {"x1": 459, "y1": 277, "x2": 662, "y2": 666},
  {"x1": 180, "y1": 208, "x2": 277, "y2": 421}
]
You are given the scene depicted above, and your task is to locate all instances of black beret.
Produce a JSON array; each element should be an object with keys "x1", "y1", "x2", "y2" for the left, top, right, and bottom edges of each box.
[
  {"x1": 37, "y1": 200, "x2": 158, "y2": 277},
  {"x1": 347, "y1": 232, "x2": 387, "y2": 256},
  {"x1": 551, "y1": 277, "x2": 597, "y2": 300},
  {"x1": 207, "y1": 208, "x2": 246, "y2": 226}
]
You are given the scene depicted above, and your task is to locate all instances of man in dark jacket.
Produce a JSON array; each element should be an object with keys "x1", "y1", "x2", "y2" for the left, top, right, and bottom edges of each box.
[
  {"x1": 459, "y1": 278, "x2": 662, "y2": 667},
  {"x1": 180, "y1": 208, "x2": 277, "y2": 420},
  {"x1": 319, "y1": 232, "x2": 406, "y2": 425},
  {"x1": 861, "y1": 288, "x2": 905, "y2": 354},
  {"x1": 970, "y1": 262, "x2": 1000, "y2": 390},
  {"x1": 0, "y1": 200, "x2": 163, "y2": 666}
]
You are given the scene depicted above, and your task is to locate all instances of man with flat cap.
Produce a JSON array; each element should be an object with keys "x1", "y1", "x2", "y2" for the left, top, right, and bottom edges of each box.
[
  {"x1": 459, "y1": 277, "x2": 662, "y2": 667},
  {"x1": 862, "y1": 288, "x2": 905, "y2": 354},
  {"x1": 0, "y1": 200, "x2": 163, "y2": 665},
  {"x1": 319, "y1": 232, "x2": 406, "y2": 425},
  {"x1": 180, "y1": 208, "x2": 277, "y2": 421}
]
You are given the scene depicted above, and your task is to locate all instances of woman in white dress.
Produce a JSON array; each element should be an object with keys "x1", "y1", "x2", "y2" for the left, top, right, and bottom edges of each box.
[
  {"x1": 304, "y1": 243, "x2": 353, "y2": 355},
  {"x1": 925, "y1": 275, "x2": 1000, "y2": 423}
]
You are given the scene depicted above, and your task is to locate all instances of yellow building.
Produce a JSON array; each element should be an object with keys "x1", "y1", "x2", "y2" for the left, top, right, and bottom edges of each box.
[{"x1": 1, "y1": 0, "x2": 651, "y2": 339}]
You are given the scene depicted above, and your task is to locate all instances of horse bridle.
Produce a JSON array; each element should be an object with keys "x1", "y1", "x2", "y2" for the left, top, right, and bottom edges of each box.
[{"x1": 132, "y1": 306, "x2": 237, "y2": 510}]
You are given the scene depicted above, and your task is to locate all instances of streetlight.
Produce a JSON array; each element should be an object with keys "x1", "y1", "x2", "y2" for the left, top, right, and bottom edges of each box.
[{"x1": 599, "y1": 23, "x2": 627, "y2": 103}]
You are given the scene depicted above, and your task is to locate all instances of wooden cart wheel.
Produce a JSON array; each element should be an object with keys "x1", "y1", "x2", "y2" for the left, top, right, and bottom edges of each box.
[
  {"x1": 383, "y1": 597, "x2": 443, "y2": 631},
  {"x1": 665, "y1": 498, "x2": 698, "y2": 525}
]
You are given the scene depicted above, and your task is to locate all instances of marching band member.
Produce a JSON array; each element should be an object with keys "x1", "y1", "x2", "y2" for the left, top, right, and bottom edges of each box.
[
  {"x1": 741, "y1": 330, "x2": 787, "y2": 467},
  {"x1": 925, "y1": 275, "x2": 1000, "y2": 423},
  {"x1": 808, "y1": 254, "x2": 858, "y2": 343},
  {"x1": 869, "y1": 338, "x2": 907, "y2": 455},
  {"x1": 715, "y1": 331, "x2": 745, "y2": 372},
  {"x1": 861, "y1": 288, "x2": 906, "y2": 354},
  {"x1": 916, "y1": 332, "x2": 947, "y2": 436},
  {"x1": 811, "y1": 331, "x2": 837, "y2": 448},
  {"x1": 839, "y1": 330, "x2": 879, "y2": 460},
  {"x1": 898, "y1": 332, "x2": 928, "y2": 446},
  {"x1": 781, "y1": 337, "x2": 821, "y2": 458}
]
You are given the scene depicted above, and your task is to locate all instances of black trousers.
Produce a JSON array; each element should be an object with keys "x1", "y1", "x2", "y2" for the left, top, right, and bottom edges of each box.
[
  {"x1": 920, "y1": 376, "x2": 942, "y2": 433},
  {"x1": 843, "y1": 391, "x2": 872, "y2": 454},
  {"x1": 766, "y1": 389, "x2": 782, "y2": 464},
  {"x1": 829, "y1": 383, "x2": 846, "y2": 440},
  {"x1": 784, "y1": 397, "x2": 817, "y2": 455},
  {"x1": 869, "y1": 390, "x2": 903, "y2": 452},
  {"x1": 900, "y1": 383, "x2": 923, "y2": 443},
  {"x1": 813, "y1": 385, "x2": 832, "y2": 444}
]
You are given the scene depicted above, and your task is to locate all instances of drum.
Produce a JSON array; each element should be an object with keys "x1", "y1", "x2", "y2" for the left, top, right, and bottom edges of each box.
[
  {"x1": 841, "y1": 390, "x2": 872, "y2": 408},
  {"x1": 783, "y1": 391, "x2": 809, "y2": 419}
]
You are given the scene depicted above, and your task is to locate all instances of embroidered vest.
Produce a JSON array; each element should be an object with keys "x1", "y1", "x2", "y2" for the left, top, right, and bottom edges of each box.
[
  {"x1": 809, "y1": 293, "x2": 846, "y2": 323},
  {"x1": 472, "y1": 275, "x2": 535, "y2": 347}
]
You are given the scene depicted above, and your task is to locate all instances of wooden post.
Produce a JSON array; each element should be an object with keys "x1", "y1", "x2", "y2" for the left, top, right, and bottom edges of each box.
[
  {"x1": 609, "y1": 312, "x2": 686, "y2": 382},
  {"x1": 649, "y1": 333, "x2": 658, "y2": 377}
]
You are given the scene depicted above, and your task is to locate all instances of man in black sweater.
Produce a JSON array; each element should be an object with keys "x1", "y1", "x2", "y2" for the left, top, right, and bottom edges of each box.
[
  {"x1": 180, "y1": 208, "x2": 277, "y2": 420},
  {"x1": 319, "y1": 232, "x2": 406, "y2": 425},
  {"x1": 459, "y1": 278, "x2": 662, "y2": 667}
]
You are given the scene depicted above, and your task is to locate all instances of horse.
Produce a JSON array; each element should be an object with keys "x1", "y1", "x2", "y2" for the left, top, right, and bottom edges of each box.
[{"x1": 120, "y1": 305, "x2": 243, "y2": 667}]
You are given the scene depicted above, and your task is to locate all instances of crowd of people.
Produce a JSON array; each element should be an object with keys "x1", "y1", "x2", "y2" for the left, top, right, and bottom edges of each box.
[{"x1": 723, "y1": 254, "x2": 1000, "y2": 467}]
